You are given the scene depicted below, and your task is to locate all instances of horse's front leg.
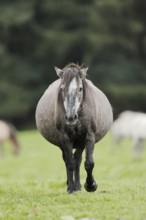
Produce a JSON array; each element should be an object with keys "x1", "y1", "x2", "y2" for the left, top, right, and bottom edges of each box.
[
  {"x1": 84, "y1": 133, "x2": 97, "y2": 192},
  {"x1": 65, "y1": 147, "x2": 74, "y2": 194},
  {"x1": 61, "y1": 134, "x2": 74, "y2": 194},
  {"x1": 74, "y1": 148, "x2": 84, "y2": 192},
  {"x1": 62, "y1": 149, "x2": 69, "y2": 186}
]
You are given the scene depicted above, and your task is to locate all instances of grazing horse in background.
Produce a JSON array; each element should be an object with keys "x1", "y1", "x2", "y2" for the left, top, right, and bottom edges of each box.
[
  {"x1": 0, "y1": 120, "x2": 20, "y2": 156},
  {"x1": 111, "y1": 110, "x2": 146, "y2": 159},
  {"x1": 35, "y1": 63, "x2": 113, "y2": 193}
]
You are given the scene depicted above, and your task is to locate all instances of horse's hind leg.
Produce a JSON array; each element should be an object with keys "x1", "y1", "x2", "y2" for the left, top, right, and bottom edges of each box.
[
  {"x1": 74, "y1": 148, "x2": 84, "y2": 192},
  {"x1": 10, "y1": 131, "x2": 20, "y2": 155},
  {"x1": 0, "y1": 143, "x2": 4, "y2": 157},
  {"x1": 133, "y1": 139, "x2": 144, "y2": 159},
  {"x1": 84, "y1": 133, "x2": 97, "y2": 192}
]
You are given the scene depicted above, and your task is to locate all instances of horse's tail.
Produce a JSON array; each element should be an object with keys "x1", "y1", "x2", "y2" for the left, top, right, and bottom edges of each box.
[{"x1": 9, "y1": 123, "x2": 20, "y2": 155}]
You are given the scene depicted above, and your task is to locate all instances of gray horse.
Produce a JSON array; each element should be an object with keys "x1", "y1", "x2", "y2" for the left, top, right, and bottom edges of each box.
[{"x1": 35, "y1": 63, "x2": 113, "y2": 194}]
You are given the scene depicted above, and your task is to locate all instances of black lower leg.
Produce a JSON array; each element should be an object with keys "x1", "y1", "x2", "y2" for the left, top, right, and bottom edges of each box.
[
  {"x1": 84, "y1": 134, "x2": 97, "y2": 192},
  {"x1": 74, "y1": 148, "x2": 83, "y2": 191},
  {"x1": 84, "y1": 161, "x2": 97, "y2": 192}
]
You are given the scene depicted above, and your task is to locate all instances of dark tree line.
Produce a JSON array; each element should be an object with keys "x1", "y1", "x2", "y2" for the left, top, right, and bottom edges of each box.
[{"x1": 0, "y1": 0, "x2": 146, "y2": 128}]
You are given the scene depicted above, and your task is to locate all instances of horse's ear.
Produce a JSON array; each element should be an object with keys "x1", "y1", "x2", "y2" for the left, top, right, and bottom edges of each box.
[
  {"x1": 54, "y1": 66, "x2": 63, "y2": 79},
  {"x1": 81, "y1": 67, "x2": 88, "y2": 79}
]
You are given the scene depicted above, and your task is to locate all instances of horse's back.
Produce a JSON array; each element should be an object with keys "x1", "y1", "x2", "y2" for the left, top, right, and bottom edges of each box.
[
  {"x1": 130, "y1": 112, "x2": 146, "y2": 139},
  {"x1": 112, "y1": 111, "x2": 146, "y2": 141}
]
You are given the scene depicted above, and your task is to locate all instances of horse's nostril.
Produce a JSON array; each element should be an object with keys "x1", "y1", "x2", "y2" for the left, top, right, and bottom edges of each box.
[
  {"x1": 65, "y1": 115, "x2": 68, "y2": 120},
  {"x1": 74, "y1": 114, "x2": 77, "y2": 120},
  {"x1": 68, "y1": 116, "x2": 73, "y2": 122},
  {"x1": 65, "y1": 115, "x2": 73, "y2": 121},
  {"x1": 65, "y1": 115, "x2": 74, "y2": 122},
  {"x1": 65, "y1": 114, "x2": 77, "y2": 122}
]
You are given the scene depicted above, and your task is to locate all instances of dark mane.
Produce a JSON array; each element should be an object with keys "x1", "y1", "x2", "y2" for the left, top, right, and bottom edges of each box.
[
  {"x1": 64, "y1": 63, "x2": 82, "y2": 69},
  {"x1": 62, "y1": 63, "x2": 82, "y2": 88}
]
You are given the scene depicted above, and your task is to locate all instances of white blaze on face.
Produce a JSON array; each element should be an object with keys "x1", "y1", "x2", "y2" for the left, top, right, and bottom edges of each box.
[
  {"x1": 64, "y1": 77, "x2": 81, "y2": 115},
  {"x1": 68, "y1": 78, "x2": 78, "y2": 95}
]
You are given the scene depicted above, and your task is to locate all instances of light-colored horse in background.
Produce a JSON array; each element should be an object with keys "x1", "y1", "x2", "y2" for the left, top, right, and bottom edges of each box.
[
  {"x1": 111, "y1": 110, "x2": 146, "y2": 159},
  {"x1": 0, "y1": 120, "x2": 20, "y2": 156}
]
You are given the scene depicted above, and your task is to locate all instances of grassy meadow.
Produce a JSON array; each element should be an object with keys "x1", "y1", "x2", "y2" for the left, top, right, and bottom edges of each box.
[{"x1": 0, "y1": 130, "x2": 146, "y2": 220}]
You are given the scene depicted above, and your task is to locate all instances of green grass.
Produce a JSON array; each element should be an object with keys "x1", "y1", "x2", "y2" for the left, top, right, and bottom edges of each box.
[{"x1": 0, "y1": 130, "x2": 146, "y2": 220}]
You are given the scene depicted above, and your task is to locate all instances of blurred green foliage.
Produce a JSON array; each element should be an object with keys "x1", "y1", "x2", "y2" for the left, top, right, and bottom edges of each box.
[{"x1": 0, "y1": 0, "x2": 146, "y2": 127}]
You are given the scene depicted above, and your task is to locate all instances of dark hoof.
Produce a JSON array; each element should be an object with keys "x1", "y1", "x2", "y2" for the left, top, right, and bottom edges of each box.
[
  {"x1": 84, "y1": 181, "x2": 97, "y2": 192},
  {"x1": 74, "y1": 188, "x2": 81, "y2": 193},
  {"x1": 74, "y1": 184, "x2": 81, "y2": 192},
  {"x1": 67, "y1": 189, "x2": 74, "y2": 194},
  {"x1": 67, "y1": 186, "x2": 74, "y2": 194}
]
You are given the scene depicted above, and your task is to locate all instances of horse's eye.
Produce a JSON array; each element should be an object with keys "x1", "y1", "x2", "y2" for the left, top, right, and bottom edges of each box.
[{"x1": 79, "y1": 87, "x2": 83, "y2": 92}]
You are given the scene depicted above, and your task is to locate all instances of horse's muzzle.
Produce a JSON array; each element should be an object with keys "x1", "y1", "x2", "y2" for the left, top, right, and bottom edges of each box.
[{"x1": 65, "y1": 114, "x2": 78, "y2": 126}]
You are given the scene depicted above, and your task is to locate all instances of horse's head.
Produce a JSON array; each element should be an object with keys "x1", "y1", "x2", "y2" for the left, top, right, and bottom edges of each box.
[{"x1": 55, "y1": 63, "x2": 88, "y2": 126}]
